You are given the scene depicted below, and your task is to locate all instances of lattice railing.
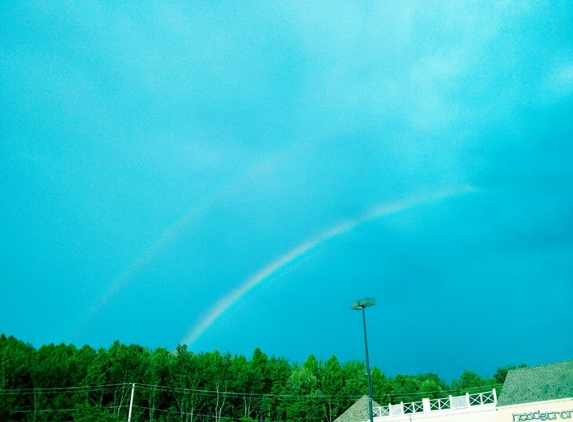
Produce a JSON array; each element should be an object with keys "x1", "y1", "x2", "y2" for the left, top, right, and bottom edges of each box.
[
  {"x1": 373, "y1": 406, "x2": 389, "y2": 417},
  {"x1": 371, "y1": 389, "x2": 496, "y2": 418},
  {"x1": 403, "y1": 401, "x2": 424, "y2": 414},
  {"x1": 430, "y1": 397, "x2": 451, "y2": 411},
  {"x1": 469, "y1": 391, "x2": 496, "y2": 406}
]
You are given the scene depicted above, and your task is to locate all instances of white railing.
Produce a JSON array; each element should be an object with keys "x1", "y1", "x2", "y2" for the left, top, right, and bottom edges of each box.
[
  {"x1": 372, "y1": 389, "x2": 497, "y2": 418},
  {"x1": 451, "y1": 394, "x2": 468, "y2": 409},
  {"x1": 390, "y1": 403, "x2": 403, "y2": 416},
  {"x1": 469, "y1": 390, "x2": 496, "y2": 405},
  {"x1": 430, "y1": 397, "x2": 451, "y2": 411},
  {"x1": 374, "y1": 406, "x2": 390, "y2": 417},
  {"x1": 404, "y1": 401, "x2": 424, "y2": 414}
]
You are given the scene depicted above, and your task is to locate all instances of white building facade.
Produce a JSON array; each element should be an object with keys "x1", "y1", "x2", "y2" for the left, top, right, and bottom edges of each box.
[
  {"x1": 369, "y1": 390, "x2": 573, "y2": 422},
  {"x1": 337, "y1": 360, "x2": 573, "y2": 422},
  {"x1": 371, "y1": 390, "x2": 498, "y2": 422}
]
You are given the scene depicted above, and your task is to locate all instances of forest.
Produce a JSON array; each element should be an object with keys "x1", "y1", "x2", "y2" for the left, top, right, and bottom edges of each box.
[{"x1": 0, "y1": 334, "x2": 523, "y2": 422}]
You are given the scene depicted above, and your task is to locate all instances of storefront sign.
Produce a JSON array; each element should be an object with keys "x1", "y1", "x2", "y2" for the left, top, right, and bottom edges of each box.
[{"x1": 512, "y1": 410, "x2": 573, "y2": 421}]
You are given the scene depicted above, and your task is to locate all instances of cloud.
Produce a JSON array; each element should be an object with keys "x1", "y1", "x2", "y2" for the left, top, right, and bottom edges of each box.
[{"x1": 548, "y1": 64, "x2": 573, "y2": 97}]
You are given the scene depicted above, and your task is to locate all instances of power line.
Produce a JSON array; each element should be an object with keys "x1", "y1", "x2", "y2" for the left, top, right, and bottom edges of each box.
[
  {"x1": 0, "y1": 381, "x2": 502, "y2": 400},
  {"x1": 0, "y1": 382, "x2": 129, "y2": 394}
]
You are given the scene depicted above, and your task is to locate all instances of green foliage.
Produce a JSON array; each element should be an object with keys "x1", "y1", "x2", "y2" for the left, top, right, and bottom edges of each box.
[
  {"x1": 391, "y1": 374, "x2": 422, "y2": 403},
  {"x1": 281, "y1": 364, "x2": 322, "y2": 422},
  {"x1": 455, "y1": 370, "x2": 485, "y2": 389},
  {"x1": 493, "y1": 364, "x2": 527, "y2": 384},
  {"x1": 0, "y1": 334, "x2": 509, "y2": 422},
  {"x1": 419, "y1": 380, "x2": 442, "y2": 399},
  {"x1": 321, "y1": 356, "x2": 343, "y2": 396},
  {"x1": 341, "y1": 360, "x2": 367, "y2": 397},
  {"x1": 73, "y1": 403, "x2": 122, "y2": 422}
]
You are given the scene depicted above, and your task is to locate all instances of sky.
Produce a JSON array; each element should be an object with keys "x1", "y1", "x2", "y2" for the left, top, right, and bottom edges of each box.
[{"x1": 1, "y1": 0, "x2": 572, "y2": 382}]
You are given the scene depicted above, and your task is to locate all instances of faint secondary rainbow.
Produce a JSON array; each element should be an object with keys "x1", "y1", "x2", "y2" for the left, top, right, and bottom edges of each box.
[
  {"x1": 68, "y1": 201, "x2": 210, "y2": 341},
  {"x1": 181, "y1": 185, "x2": 479, "y2": 346},
  {"x1": 69, "y1": 149, "x2": 295, "y2": 342}
]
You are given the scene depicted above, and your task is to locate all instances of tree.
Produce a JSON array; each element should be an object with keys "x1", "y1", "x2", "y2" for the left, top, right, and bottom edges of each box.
[
  {"x1": 199, "y1": 350, "x2": 232, "y2": 422},
  {"x1": 81, "y1": 341, "x2": 148, "y2": 420},
  {"x1": 142, "y1": 347, "x2": 171, "y2": 421},
  {"x1": 168, "y1": 344, "x2": 201, "y2": 422},
  {"x1": 0, "y1": 335, "x2": 34, "y2": 420},
  {"x1": 450, "y1": 370, "x2": 487, "y2": 393},
  {"x1": 250, "y1": 348, "x2": 269, "y2": 389},
  {"x1": 280, "y1": 364, "x2": 322, "y2": 422},
  {"x1": 0, "y1": 334, "x2": 508, "y2": 421},
  {"x1": 261, "y1": 355, "x2": 291, "y2": 421},
  {"x1": 418, "y1": 380, "x2": 443, "y2": 399},
  {"x1": 391, "y1": 375, "x2": 421, "y2": 403},
  {"x1": 302, "y1": 354, "x2": 321, "y2": 382},
  {"x1": 321, "y1": 356, "x2": 345, "y2": 422},
  {"x1": 228, "y1": 354, "x2": 265, "y2": 421},
  {"x1": 371, "y1": 367, "x2": 392, "y2": 404},
  {"x1": 31, "y1": 342, "x2": 81, "y2": 420},
  {"x1": 341, "y1": 360, "x2": 367, "y2": 397},
  {"x1": 416, "y1": 373, "x2": 446, "y2": 399},
  {"x1": 73, "y1": 403, "x2": 122, "y2": 422}
]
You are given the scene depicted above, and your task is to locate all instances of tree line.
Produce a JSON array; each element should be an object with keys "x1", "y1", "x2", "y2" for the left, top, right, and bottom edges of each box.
[{"x1": 0, "y1": 334, "x2": 524, "y2": 422}]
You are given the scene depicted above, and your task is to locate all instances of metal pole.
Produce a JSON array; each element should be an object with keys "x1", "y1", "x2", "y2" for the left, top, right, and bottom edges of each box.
[
  {"x1": 362, "y1": 307, "x2": 374, "y2": 422},
  {"x1": 127, "y1": 383, "x2": 135, "y2": 422}
]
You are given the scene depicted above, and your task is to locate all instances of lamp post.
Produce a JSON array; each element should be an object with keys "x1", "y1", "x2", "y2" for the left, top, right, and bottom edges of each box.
[{"x1": 350, "y1": 297, "x2": 376, "y2": 422}]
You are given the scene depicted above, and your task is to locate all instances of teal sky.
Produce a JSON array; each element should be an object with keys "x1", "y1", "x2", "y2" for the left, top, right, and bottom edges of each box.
[{"x1": 1, "y1": 0, "x2": 572, "y2": 381}]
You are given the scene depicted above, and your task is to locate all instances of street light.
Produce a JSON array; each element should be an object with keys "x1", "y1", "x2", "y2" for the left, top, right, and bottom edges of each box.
[{"x1": 350, "y1": 297, "x2": 376, "y2": 422}]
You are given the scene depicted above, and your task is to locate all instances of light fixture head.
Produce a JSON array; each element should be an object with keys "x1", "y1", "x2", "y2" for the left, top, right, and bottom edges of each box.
[{"x1": 350, "y1": 297, "x2": 376, "y2": 310}]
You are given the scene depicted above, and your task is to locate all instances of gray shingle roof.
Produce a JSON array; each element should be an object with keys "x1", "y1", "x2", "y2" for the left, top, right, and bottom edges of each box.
[
  {"x1": 498, "y1": 360, "x2": 573, "y2": 406},
  {"x1": 334, "y1": 396, "x2": 382, "y2": 422}
]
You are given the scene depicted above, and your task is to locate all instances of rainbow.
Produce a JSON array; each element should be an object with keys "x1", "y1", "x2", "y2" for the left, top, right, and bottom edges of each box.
[{"x1": 181, "y1": 185, "x2": 479, "y2": 346}]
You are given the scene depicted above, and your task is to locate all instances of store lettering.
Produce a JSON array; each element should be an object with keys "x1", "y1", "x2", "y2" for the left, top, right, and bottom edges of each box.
[{"x1": 512, "y1": 410, "x2": 573, "y2": 421}]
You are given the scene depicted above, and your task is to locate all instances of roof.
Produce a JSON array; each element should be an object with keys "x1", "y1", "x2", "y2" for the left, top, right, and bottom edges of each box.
[
  {"x1": 497, "y1": 360, "x2": 573, "y2": 406},
  {"x1": 334, "y1": 395, "x2": 382, "y2": 422}
]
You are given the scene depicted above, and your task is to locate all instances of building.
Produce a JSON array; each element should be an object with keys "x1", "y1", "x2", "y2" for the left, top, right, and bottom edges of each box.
[
  {"x1": 334, "y1": 360, "x2": 573, "y2": 422},
  {"x1": 497, "y1": 360, "x2": 573, "y2": 422}
]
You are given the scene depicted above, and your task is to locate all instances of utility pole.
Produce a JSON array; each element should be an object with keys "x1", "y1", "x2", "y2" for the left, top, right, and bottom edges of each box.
[{"x1": 127, "y1": 383, "x2": 135, "y2": 422}]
